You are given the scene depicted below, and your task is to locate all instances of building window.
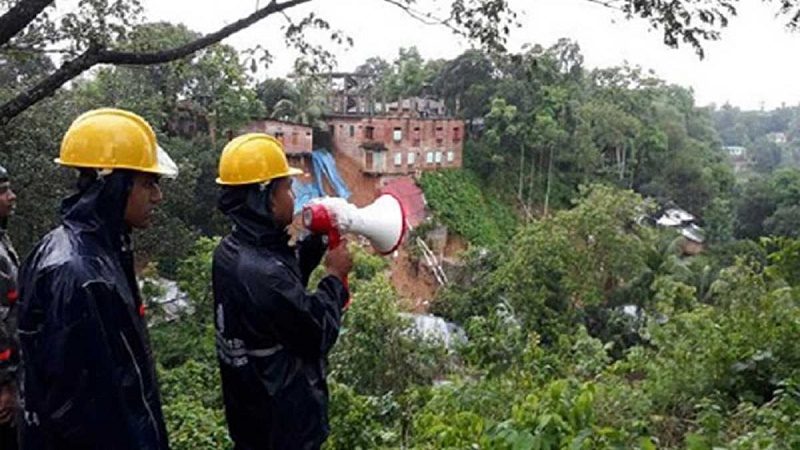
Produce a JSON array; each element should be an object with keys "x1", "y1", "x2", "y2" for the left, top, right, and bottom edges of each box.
[
  {"x1": 426, "y1": 152, "x2": 434, "y2": 164},
  {"x1": 274, "y1": 131, "x2": 285, "y2": 142},
  {"x1": 291, "y1": 132, "x2": 299, "y2": 145},
  {"x1": 447, "y1": 151, "x2": 455, "y2": 163},
  {"x1": 412, "y1": 127, "x2": 421, "y2": 147},
  {"x1": 349, "y1": 125, "x2": 354, "y2": 137},
  {"x1": 365, "y1": 151, "x2": 374, "y2": 170},
  {"x1": 365, "y1": 126, "x2": 375, "y2": 140},
  {"x1": 435, "y1": 151, "x2": 442, "y2": 164},
  {"x1": 394, "y1": 153, "x2": 403, "y2": 166},
  {"x1": 407, "y1": 152, "x2": 416, "y2": 165},
  {"x1": 393, "y1": 128, "x2": 403, "y2": 142},
  {"x1": 453, "y1": 127, "x2": 461, "y2": 143}
]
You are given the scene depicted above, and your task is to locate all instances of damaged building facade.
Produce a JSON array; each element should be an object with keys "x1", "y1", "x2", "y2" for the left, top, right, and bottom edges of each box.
[{"x1": 326, "y1": 115, "x2": 464, "y2": 176}]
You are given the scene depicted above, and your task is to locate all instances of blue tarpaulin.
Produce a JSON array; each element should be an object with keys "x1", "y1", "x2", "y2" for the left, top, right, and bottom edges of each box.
[
  {"x1": 312, "y1": 150, "x2": 351, "y2": 200},
  {"x1": 292, "y1": 149, "x2": 352, "y2": 213}
]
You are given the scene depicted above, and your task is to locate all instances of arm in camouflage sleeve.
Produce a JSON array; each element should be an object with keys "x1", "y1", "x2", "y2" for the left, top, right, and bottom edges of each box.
[{"x1": 0, "y1": 250, "x2": 18, "y2": 386}]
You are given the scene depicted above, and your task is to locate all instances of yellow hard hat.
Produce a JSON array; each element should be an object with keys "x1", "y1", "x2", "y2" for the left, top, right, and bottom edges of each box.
[
  {"x1": 216, "y1": 133, "x2": 303, "y2": 185},
  {"x1": 58, "y1": 108, "x2": 179, "y2": 178}
]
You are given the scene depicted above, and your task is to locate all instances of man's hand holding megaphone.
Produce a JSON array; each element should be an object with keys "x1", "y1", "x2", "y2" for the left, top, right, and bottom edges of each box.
[
  {"x1": 323, "y1": 238, "x2": 353, "y2": 292},
  {"x1": 303, "y1": 194, "x2": 408, "y2": 309}
]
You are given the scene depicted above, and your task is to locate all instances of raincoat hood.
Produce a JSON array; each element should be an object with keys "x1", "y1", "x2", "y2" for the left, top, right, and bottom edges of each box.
[
  {"x1": 218, "y1": 183, "x2": 289, "y2": 248},
  {"x1": 60, "y1": 170, "x2": 134, "y2": 247}
]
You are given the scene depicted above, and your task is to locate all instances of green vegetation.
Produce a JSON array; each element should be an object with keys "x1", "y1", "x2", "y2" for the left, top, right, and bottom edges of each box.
[
  {"x1": 150, "y1": 186, "x2": 800, "y2": 448},
  {"x1": 418, "y1": 169, "x2": 518, "y2": 248},
  {"x1": 5, "y1": 7, "x2": 800, "y2": 448}
]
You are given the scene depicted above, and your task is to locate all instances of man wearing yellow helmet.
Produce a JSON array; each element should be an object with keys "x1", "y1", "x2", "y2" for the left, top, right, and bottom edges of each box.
[
  {"x1": 213, "y1": 133, "x2": 352, "y2": 450},
  {"x1": 16, "y1": 108, "x2": 177, "y2": 449}
]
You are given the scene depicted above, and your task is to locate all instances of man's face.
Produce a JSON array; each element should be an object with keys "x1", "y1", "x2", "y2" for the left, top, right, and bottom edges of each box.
[
  {"x1": 0, "y1": 181, "x2": 17, "y2": 220},
  {"x1": 125, "y1": 173, "x2": 163, "y2": 229},
  {"x1": 270, "y1": 177, "x2": 295, "y2": 228}
]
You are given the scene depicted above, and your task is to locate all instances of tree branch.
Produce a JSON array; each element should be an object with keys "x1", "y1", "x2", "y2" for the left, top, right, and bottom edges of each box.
[
  {"x1": 1, "y1": 45, "x2": 75, "y2": 54},
  {"x1": 0, "y1": 0, "x2": 54, "y2": 47},
  {"x1": 0, "y1": 45, "x2": 102, "y2": 124},
  {"x1": 582, "y1": 0, "x2": 623, "y2": 10},
  {"x1": 98, "y1": 0, "x2": 311, "y2": 65},
  {"x1": 380, "y1": 0, "x2": 455, "y2": 28},
  {"x1": 0, "y1": 0, "x2": 313, "y2": 122}
]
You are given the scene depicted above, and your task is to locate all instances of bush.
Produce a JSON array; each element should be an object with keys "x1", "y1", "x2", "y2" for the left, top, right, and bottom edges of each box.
[{"x1": 418, "y1": 169, "x2": 518, "y2": 248}]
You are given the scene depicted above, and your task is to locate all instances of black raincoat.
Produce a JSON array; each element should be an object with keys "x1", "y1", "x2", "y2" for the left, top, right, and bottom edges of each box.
[
  {"x1": 213, "y1": 184, "x2": 348, "y2": 450},
  {"x1": 16, "y1": 171, "x2": 168, "y2": 450}
]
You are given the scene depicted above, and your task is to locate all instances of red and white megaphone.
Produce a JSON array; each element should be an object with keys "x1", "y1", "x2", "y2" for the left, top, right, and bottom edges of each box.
[{"x1": 302, "y1": 194, "x2": 407, "y2": 304}]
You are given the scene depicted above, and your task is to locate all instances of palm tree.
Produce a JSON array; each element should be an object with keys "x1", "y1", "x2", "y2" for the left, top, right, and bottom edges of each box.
[{"x1": 270, "y1": 77, "x2": 328, "y2": 129}]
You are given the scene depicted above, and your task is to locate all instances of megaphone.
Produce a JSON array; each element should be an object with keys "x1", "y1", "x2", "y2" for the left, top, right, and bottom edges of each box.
[
  {"x1": 303, "y1": 193, "x2": 407, "y2": 254},
  {"x1": 302, "y1": 194, "x2": 408, "y2": 304}
]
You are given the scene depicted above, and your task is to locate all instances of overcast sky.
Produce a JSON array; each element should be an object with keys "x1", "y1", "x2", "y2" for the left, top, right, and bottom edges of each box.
[{"x1": 142, "y1": 0, "x2": 800, "y2": 110}]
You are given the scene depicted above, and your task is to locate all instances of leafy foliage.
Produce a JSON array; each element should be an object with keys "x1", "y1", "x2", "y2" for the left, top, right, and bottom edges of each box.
[{"x1": 418, "y1": 169, "x2": 518, "y2": 248}]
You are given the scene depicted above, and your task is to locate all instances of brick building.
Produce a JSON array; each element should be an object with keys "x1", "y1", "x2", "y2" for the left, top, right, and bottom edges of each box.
[
  {"x1": 238, "y1": 118, "x2": 314, "y2": 172},
  {"x1": 326, "y1": 115, "x2": 464, "y2": 176}
]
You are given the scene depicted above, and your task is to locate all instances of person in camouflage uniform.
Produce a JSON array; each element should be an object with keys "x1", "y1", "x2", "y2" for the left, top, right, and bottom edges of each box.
[{"x1": 0, "y1": 163, "x2": 19, "y2": 448}]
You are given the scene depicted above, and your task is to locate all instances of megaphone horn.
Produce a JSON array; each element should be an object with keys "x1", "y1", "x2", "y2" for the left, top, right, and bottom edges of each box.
[
  {"x1": 348, "y1": 193, "x2": 407, "y2": 254},
  {"x1": 302, "y1": 194, "x2": 408, "y2": 255}
]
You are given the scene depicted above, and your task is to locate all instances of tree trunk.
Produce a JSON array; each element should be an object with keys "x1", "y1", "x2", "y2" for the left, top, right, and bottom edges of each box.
[
  {"x1": 527, "y1": 147, "x2": 538, "y2": 217},
  {"x1": 518, "y1": 142, "x2": 525, "y2": 200},
  {"x1": 544, "y1": 144, "x2": 555, "y2": 217}
]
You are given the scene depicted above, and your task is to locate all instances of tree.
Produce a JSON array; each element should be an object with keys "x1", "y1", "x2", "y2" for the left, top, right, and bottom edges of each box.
[
  {"x1": 383, "y1": 47, "x2": 439, "y2": 99},
  {"x1": 433, "y1": 49, "x2": 495, "y2": 117},
  {"x1": 6, "y1": 0, "x2": 800, "y2": 122},
  {"x1": 585, "y1": 0, "x2": 800, "y2": 58},
  {"x1": 255, "y1": 77, "x2": 295, "y2": 115},
  {"x1": 270, "y1": 63, "x2": 328, "y2": 128},
  {"x1": 0, "y1": 0, "x2": 518, "y2": 122}
]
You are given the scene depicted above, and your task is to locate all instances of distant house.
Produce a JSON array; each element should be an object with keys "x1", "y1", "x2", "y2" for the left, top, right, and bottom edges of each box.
[
  {"x1": 656, "y1": 208, "x2": 695, "y2": 227},
  {"x1": 655, "y1": 207, "x2": 706, "y2": 256},
  {"x1": 722, "y1": 145, "x2": 750, "y2": 174},
  {"x1": 723, "y1": 146, "x2": 746, "y2": 158},
  {"x1": 679, "y1": 224, "x2": 706, "y2": 256},
  {"x1": 767, "y1": 132, "x2": 787, "y2": 144}
]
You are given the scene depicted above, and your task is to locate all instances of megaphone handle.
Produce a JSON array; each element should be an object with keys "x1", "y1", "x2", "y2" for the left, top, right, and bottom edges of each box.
[
  {"x1": 327, "y1": 228, "x2": 351, "y2": 309},
  {"x1": 328, "y1": 228, "x2": 341, "y2": 248}
]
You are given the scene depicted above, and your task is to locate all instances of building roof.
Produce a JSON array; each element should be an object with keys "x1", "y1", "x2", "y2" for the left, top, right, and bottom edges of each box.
[
  {"x1": 380, "y1": 177, "x2": 427, "y2": 227},
  {"x1": 656, "y1": 208, "x2": 695, "y2": 227},
  {"x1": 681, "y1": 224, "x2": 706, "y2": 243},
  {"x1": 247, "y1": 117, "x2": 313, "y2": 129}
]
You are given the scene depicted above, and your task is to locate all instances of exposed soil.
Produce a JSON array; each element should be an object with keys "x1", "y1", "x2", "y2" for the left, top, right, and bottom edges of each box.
[
  {"x1": 314, "y1": 153, "x2": 464, "y2": 312},
  {"x1": 390, "y1": 247, "x2": 440, "y2": 313},
  {"x1": 333, "y1": 152, "x2": 379, "y2": 207},
  {"x1": 443, "y1": 233, "x2": 468, "y2": 259}
]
